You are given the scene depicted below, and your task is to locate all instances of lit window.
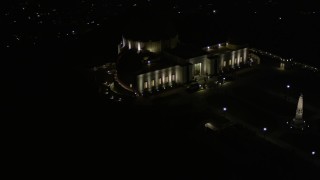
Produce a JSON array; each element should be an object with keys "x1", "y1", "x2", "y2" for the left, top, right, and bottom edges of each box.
[
  {"x1": 229, "y1": 60, "x2": 231, "y2": 65},
  {"x1": 144, "y1": 81, "x2": 148, "y2": 89},
  {"x1": 223, "y1": 61, "x2": 226, "y2": 67},
  {"x1": 194, "y1": 63, "x2": 201, "y2": 75},
  {"x1": 172, "y1": 74, "x2": 175, "y2": 81},
  {"x1": 159, "y1": 78, "x2": 162, "y2": 85},
  {"x1": 240, "y1": 57, "x2": 243, "y2": 62},
  {"x1": 151, "y1": 80, "x2": 155, "y2": 87},
  {"x1": 165, "y1": 76, "x2": 169, "y2": 83},
  {"x1": 138, "y1": 43, "x2": 141, "y2": 51}
]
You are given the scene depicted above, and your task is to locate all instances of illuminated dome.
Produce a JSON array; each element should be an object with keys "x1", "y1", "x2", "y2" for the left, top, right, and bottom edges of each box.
[{"x1": 119, "y1": 7, "x2": 179, "y2": 53}]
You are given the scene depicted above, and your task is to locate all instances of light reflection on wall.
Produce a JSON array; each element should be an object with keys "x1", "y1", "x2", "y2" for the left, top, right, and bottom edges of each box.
[
  {"x1": 175, "y1": 66, "x2": 180, "y2": 83},
  {"x1": 237, "y1": 50, "x2": 241, "y2": 66},
  {"x1": 120, "y1": 35, "x2": 179, "y2": 53},
  {"x1": 188, "y1": 55, "x2": 208, "y2": 76},
  {"x1": 138, "y1": 42, "x2": 141, "y2": 51},
  {"x1": 232, "y1": 51, "x2": 236, "y2": 67},
  {"x1": 279, "y1": 62, "x2": 285, "y2": 70},
  {"x1": 220, "y1": 54, "x2": 225, "y2": 70},
  {"x1": 243, "y1": 48, "x2": 248, "y2": 64},
  {"x1": 137, "y1": 65, "x2": 185, "y2": 93}
]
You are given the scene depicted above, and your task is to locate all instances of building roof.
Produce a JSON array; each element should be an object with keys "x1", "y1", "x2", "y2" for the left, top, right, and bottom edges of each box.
[
  {"x1": 165, "y1": 44, "x2": 207, "y2": 59},
  {"x1": 166, "y1": 43, "x2": 247, "y2": 59},
  {"x1": 116, "y1": 49, "x2": 188, "y2": 77},
  {"x1": 135, "y1": 56, "x2": 188, "y2": 75}
]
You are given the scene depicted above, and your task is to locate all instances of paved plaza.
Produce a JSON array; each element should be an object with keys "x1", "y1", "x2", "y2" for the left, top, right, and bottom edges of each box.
[{"x1": 134, "y1": 57, "x2": 320, "y2": 169}]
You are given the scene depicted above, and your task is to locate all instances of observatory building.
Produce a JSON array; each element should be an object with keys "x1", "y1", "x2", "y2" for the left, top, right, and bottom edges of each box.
[{"x1": 115, "y1": 9, "x2": 254, "y2": 95}]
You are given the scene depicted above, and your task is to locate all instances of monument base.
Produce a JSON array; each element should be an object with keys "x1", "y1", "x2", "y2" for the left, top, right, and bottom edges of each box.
[{"x1": 291, "y1": 118, "x2": 306, "y2": 130}]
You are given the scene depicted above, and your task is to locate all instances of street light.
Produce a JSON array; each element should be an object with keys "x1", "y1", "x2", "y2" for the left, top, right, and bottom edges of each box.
[
  {"x1": 311, "y1": 151, "x2": 316, "y2": 155},
  {"x1": 262, "y1": 127, "x2": 267, "y2": 138},
  {"x1": 223, "y1": 107, "x2": 227, "y2": 117},
  {"x1": 285, "y1": 84, "x2": 290, "y2": 101}
]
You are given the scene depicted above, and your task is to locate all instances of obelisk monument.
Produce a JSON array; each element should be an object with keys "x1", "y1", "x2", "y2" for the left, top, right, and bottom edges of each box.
[{"x1": 292, "y1": 93, "x2": 306, "y2": 129}]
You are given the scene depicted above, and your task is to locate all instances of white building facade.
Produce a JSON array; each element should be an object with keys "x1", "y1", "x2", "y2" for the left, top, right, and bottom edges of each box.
[{"x1": 135, "y1": 45, "x2": 248, "y2": 94}]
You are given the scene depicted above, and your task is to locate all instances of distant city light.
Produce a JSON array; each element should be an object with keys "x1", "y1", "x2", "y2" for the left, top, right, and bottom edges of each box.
[
  {"x1": 287, "y1": 84, "x2": 290, "y2": 88},
  {"x1": 311, "y1": 151, "x2": 316, "y2": 155},
  {"x1": 223, "y1": 107, "x2": 227, "y2": 111},
  {"x1": 263, "y1": 127, "x2": 267, "y2": 131}
]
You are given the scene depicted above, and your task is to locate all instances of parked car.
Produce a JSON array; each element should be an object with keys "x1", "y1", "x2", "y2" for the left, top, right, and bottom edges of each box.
[{"x1": 186, "y1": 82, "x2": 200, "y2": 92}]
